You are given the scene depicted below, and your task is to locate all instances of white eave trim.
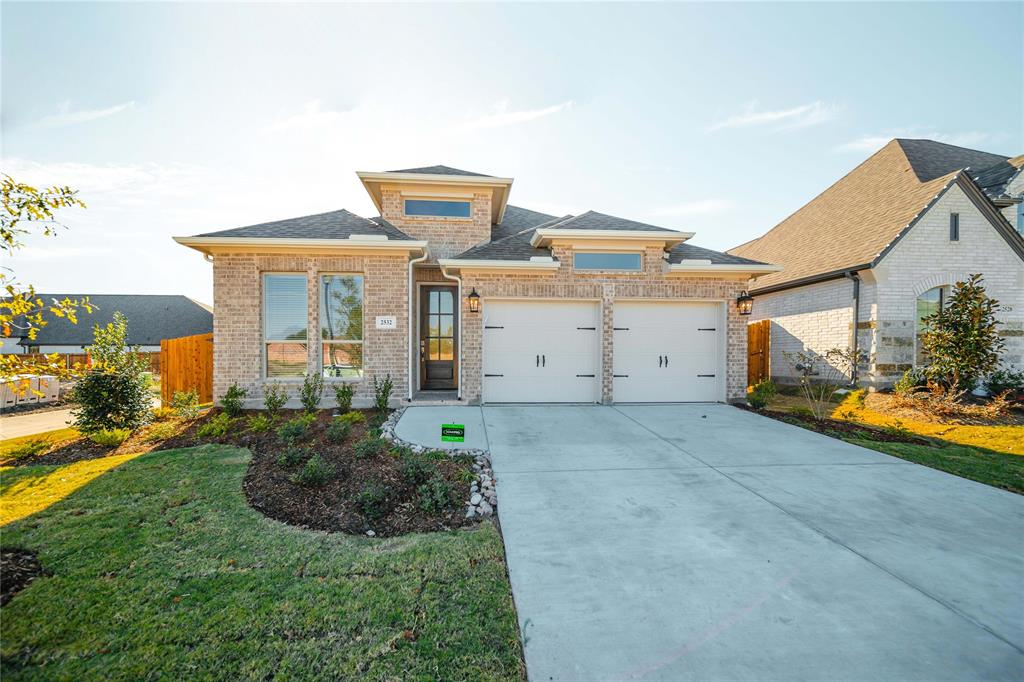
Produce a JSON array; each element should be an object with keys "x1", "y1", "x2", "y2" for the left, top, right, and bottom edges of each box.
[
  {"x1": 667, "y1": 263, "x2": 783, "y2": 274},
  {"x1": 173, "y1": 236, "x2": 428, "y2": 255},
  {"x1": 437, "y1": 258, "x2": 561, "y2": 271},
  {"x1": 530, "y1": 228, "x2": 695, "y2": 247}
]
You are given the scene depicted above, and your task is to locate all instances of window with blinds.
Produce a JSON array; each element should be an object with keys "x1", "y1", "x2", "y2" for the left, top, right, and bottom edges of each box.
[
  {"x1": 320, "y1": 274, "x2": 364, "y2": 378},
  {"x1": 263, "y1": 274, "x2": 308, "y2": 377}
]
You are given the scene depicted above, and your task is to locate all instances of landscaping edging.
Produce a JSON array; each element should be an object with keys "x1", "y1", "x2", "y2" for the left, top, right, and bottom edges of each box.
[{"x1": 380, "y1": 408, "x2": 497, "y2": 519}]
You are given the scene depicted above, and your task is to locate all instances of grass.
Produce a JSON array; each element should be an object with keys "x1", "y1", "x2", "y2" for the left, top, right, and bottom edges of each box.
[
  {"x1": 0, "y1": 428, "x2": 80, "y2": 462},
  {"x1": 849, "y1": 439, "x2": 1024, "y2": 494},
  {"x1": 0, "y1": 445, "x2": 524, "y2": 680}
]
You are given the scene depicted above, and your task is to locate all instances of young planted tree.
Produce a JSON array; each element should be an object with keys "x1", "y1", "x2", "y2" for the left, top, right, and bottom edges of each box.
[
  {"x1": 1, "y1": 174, "x2": 93, "y2": 388},
  {"x1": 918, "y1": 274, "x2": 1004, "y2": 394}
]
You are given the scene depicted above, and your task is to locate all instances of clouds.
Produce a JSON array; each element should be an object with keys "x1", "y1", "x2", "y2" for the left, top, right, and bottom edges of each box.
[
  {"x1": 836, "y1": 129, "x2": 995, "y2": 153},
  {"x1": 709, "y1": 100, "x2": 839, "y2": 132},
  {"x1": 460, "y1": 100, "x2": 574, "y2": 131},
  {"x1": 38, "y1": 100, "x2": 136, "y2": 128},
  {"x1": 262, "y1": 99, "x2": 350, "y2": 134}
]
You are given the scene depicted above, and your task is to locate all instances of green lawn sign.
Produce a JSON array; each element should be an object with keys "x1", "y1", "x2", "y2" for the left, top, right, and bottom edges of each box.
[{"x1": 441, "y1": 423, "x2": 465, "y2": 443}]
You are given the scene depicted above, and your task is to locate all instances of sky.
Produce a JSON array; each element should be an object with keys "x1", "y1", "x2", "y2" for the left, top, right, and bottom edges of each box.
[{"x1": 2, "y1": 2, "x2": 1021, "y2": 305}]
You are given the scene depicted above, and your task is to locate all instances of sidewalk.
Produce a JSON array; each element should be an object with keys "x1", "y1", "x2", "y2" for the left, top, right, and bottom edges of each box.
[{"x1": 0, "y1": 408, "x2": 76, "y2": 440}]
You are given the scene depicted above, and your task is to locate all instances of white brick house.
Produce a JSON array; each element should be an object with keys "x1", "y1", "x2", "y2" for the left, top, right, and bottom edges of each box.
[
  {"x1": 175, "y1": 166, "x2": 780, "y2": 407},
  {"x1": 730, "y1": 140, "x2": 1024, "y2": 389}
]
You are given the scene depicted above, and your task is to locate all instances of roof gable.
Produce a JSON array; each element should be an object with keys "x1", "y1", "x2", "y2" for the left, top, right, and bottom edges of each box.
[
  {"x1": 385, "y1": 165, "x2": 492, "y2": 177},
  {"x1": 546, "y1": 210, "x2": 679, "y2": 233}
]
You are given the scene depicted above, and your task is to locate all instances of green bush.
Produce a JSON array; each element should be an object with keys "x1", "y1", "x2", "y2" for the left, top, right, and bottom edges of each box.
[
  {"x1": 4, "y1": 438, "x2": 51, "y2": 461},
  {"x1": 353, "y1": 435, "x2": 388, "y2": 459},
  {"x1": 142, "y1": 420, "x2": 180, "y2": 443},
  {"x1": 88, "y1": 428, "x2": 131, "y2": 447},
  {"x1": 417, "y1": 476, "x2": 454, "y2": 514},
  {"x1": 789, "y1": 406, "x2": 814, "y2": 419},
  {"x1": 984, "y1": 368, "x2": 1024, "y2": 396},
  {"x1": 220, "y1": 384, "x2": 247, "y2": 418},
  {"x1": 373, "y1": 374, "x2": 393, "y2": 412},
  {"x1": 71, "y1": 370, "x2": 152, "y2": 434},
  {"x1": 262, "y1": 382, "x2": 288, "y2": 418},
  {"x1": 893, "y1": 369, "x2": 926, "y2": 397},
  {"x1": 456, "y1": 468, "x2": 477, "y2": 484},
  {"x1": 171, "y1": 390, "x2": 200, "y2": 420},
  {"x1": 290, "y1": 454, "x2": 335, "y2": 487},
  {"x1": 747, "y1": 379, "x2": 777, "y2": 410},
  {"x1": 197, "y1": 413, "x2": 234, "y2": 439},
  {"x1": 336, "y1": 410, "x2": 365, "y2": 426},
  {"x1": 247, "y1": 414, "x2": 273, "y2": 433},
  {"x1": 400, "y1": 452, "x2": 435, "y2": 485},
  {"x1": 334, "y1": 383, "x2": 355, "y2": 413},
  {"x1": 300, "y1": 373, "x2": 324, "y2": 413},
  {"x1": 357, "y1": 481, "x2": 391, "y2": 520},
  {"x1": 276, "y1": 414, "x2": 315, "y2": 443},
  {"x1": 150, "y1": 406, "x2": 175, "y2": 421},
  {"x1": 276, "y1": 444, "x2": 310, "y2": 468},
  {"x1": 326, "y1": 419, "x2": 351, "y2": 444}
]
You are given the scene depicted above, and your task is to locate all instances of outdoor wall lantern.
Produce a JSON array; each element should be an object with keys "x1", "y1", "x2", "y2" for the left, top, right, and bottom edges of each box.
[
  {"x1": 736, "y1": 291, "x2": 754, "y2": 316},
  {"x1": 467, "y1": 288, "x2": 481, "y2": 313}
]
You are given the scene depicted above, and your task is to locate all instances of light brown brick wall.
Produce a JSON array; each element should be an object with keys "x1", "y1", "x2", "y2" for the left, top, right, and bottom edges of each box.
[
  {"x1": 212, "y1": 253, "x2": 409, "y2": 408},
  {"x1": 455, "y1": 246, "x2": 749, "y2": 404},
  {"x1": 380, "y1": 189, "x2": 491, "y2": 261}
]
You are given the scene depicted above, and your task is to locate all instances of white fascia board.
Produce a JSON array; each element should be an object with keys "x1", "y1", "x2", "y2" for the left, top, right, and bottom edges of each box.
[
  {"x1": 356, "y1": 171, "x2": 514, "y2": 187},
  {"x1": 436, "y1": 258, "x2": 561, "y2": 271},
  {"x1": 173, "y1": 236, "x2": 428, "y2": 254},
  {"x1": 667, "y1": 263, "x2": 783, "y2": 274},
  {"x1": 530, "y1": 229, "x2": 695, "y2": 247}
]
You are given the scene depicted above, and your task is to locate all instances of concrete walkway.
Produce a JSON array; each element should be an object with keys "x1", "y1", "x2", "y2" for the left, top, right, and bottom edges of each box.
[
  {"x1": 395, "y1": 404, "x2": 1024, "y2": 681},
  {"x1": 0, "y1": 408, "x2": 76, "y2": 440}
]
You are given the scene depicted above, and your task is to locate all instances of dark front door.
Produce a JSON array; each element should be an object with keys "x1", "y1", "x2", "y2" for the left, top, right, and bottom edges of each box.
[{"x1": 420, "y1": 286, "x2": 457, "y2": 390}]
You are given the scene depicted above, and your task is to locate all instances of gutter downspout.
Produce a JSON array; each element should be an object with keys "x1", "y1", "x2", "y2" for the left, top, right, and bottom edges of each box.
[
  {"x1": 439, "y1": 264, "x2": 463, "y2": 401},
  {"x1": 845, "y1": 271, "x2": 861, "y2": 385},
  {"x1": 407, "y1": 247, "x2": 430, "y2": 401}
]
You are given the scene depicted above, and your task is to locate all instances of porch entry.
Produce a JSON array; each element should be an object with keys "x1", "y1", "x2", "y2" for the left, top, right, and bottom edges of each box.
[{"x1": 419, "y1": 285, "x2": 458, "y2": 390}]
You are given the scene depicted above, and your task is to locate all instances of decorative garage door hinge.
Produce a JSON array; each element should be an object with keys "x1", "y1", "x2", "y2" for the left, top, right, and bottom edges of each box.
[
  {"x1": 698, "y1": 328, "x2": 716, "y2": 331},
  {"x1": 576, "y1": 326, "x2": 597, "y2": 330},
  {"x1": 697, "y1": 374, "x2": 716, "y2": 378},
  {"x1": 484, "y1": 325, "x2": 504, "y2": 329},
  {"x1": 484, "y1": 373, "x2": 504, "y2": 377},
  {"x1": 576, "y1": 374, "x2": 596, "y2": 378}
]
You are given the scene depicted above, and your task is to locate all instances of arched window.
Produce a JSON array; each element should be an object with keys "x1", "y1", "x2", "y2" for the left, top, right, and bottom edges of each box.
[{"x1": 916, "y1": 285, "x2": 951, "y2": 366}]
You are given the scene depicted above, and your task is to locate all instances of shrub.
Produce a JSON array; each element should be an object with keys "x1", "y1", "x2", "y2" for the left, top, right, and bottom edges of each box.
[
  {"x1": 456, "y1": 468, "x2": 477, "y2": 484},
  {"x1": 172, "y1": 390, "x2": 200, "y2": 420},
  {"x1": 422, "y1": 449, "x2": 447, "y2": 461},
  {"x1": 326, "y1": 419, "x2": 351, "y2": 444},
  {"x1": 88, "y1": 428, "x2": 131, "y2": 447},
  {"x1": 400, "y1": 452, "x2": 435, "y2": 485},
  {"x1": 353, "y1": 435, "x2": 388, "y2": 460},
  {"x1": 919, "y1": 274, "x2": 1004, "y2": 393},
  {"x1": 142, "y1": 420, "x2": 180, "y2": 443},
  {"x1": 262, "y1": 382, "x2": 288, "y2": 418},
  {"x1": 290, "y1": 454, "x2": 335, "y2": 487},
  {"x1": 71, "y1": 370, "x2": 152, "y2": 434},
  {"x1": 4, "y1": 438, "x2": 51, "y2": 462},
  {"x1": 893, "y1": 369, "x2": 926, "y2": 399},
  {"x1": 247, "y1": 414, "x2": 273, "y2": 433},
  {"x1": 984, "y1": 368, "x2": 1024, "y2": 397},
  {"x1": 276, "y1": 444, "x2": 310, "y2": 467},
  {"x1": 783, "y1": 347, "x2": 864, "y2": 421},
  {"x1": 220, "y1": 384, "x2": 247, "y2": 418},
  {"x1": 747, "y1": 379, "x2": 777, "y2": 410},
  {"x1": 789, "y1": 406, "x2": 814, "y2": 419},
  {"x1": 357, "y1": 481, "x2": 391, "y2": 520},
  {"x1": 334, "y1": 383, "x2": 355, "y2": 413},
  {"x1": 300, "y1": 373, "x2": 324, "y2": 413},
  {"x1": 150, "y1": 406, "x2": 176, "y2": 421},
  {"x1": 336, "y1": 410, "x2": 365, "y2": 426},
  {"x1": 197, "y1": 413, "x2": 234, "y2": 439},
  {"x1": 373, "y1": 374, "x2": 393, "y2": 412},
  {"x1": 417, "y1": 476, "x2": 454, "y2": 514},
  {"x1": 277, "y1": 415, "x2": 313, "y2": 443}
]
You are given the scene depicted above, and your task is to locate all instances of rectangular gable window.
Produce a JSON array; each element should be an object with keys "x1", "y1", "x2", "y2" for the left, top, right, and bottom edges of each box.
[
  {"x1": 949, "y1": 213, "x2": 960, "y2": 241},
  {"x1": 573, "y1": 252, "x2": 643, "y2": 271},
  {"x1": 321, "y1": 274, "x2": 364, "y2": 378},
  {"x1": 404, "y1": 199, "x2": 471, "y2": 218},
  {"x1": 264, "y1": 274, "x2": 308, "y2": 378}
]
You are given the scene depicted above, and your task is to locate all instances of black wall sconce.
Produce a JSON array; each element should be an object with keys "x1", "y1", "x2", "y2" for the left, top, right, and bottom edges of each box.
[
  {"x1": 737, "y1": 291, "x2": 754, "y2": 316},
  {"x1": 467, "y1": 288, "x2": 481, "y2": 313}
]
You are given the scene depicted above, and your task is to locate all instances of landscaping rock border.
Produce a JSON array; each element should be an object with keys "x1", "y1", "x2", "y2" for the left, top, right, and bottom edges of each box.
[{"x1": 380, "y1": 408, "x2": 497, "y2": 518}]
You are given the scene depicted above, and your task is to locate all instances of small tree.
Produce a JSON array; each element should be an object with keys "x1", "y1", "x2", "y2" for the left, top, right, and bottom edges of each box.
[
  {"x1": 70, "y1": 313, "x2": 152, "y2": 433},
  {"x1": 784, "y1": 347, "x2": 863, "y2": 420},
  {"x1": 919, "y1": 274, "x2": 1004, "y2": 394}
]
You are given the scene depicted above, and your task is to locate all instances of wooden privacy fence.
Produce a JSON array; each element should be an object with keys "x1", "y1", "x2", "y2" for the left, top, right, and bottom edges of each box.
[
  {"x1": 747, "y1": 319, "x2": 770, "y2": 388},
  {"x1": 160, "y1": 333, "x2": 213, "y2": 406}
]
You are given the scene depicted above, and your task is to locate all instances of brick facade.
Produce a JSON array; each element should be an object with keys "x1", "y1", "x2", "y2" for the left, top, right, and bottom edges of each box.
[{"x1": 380, "y1": 188, "x2": 491, "y2": 261}]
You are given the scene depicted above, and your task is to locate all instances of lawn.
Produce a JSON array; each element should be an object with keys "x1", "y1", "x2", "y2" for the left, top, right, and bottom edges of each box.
[{"x1": 0, "y1": 445, "x2": 524, "y2": 680}]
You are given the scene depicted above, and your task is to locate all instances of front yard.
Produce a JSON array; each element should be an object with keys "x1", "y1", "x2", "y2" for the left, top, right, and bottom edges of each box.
[{"x1": 0, "y1": 444, "x2": 524, "y2": 679}]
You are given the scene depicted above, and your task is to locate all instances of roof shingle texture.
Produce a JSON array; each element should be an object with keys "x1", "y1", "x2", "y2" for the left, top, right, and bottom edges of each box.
[
  {"x1": 972, "y1": 154, "x2": 1024, "y2": 201},
  {"x1": 547, "y1": 210, "x2": 679, "y2": 232},
  {"x1": 13, "y1": 295, "x2": 212, "y2": 347},
  {"x1": 385, "y1": 165, "x2": 491, "y2": 177},
  {"x1": 728, "y1": 139, "x2": 1009, "y2": 289},
  {"x1": 196, "y1": 209, "x2": 413, "y2": 241}
]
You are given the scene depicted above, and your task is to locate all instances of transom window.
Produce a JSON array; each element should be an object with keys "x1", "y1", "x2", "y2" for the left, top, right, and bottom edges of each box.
[
  {"x1": 573, "y1": 252, "x2": 643, "y2": 271},
  {"x1": 263, "y1": 274, "x2": 308, "y2": 378},
  {"x1": 915, "y1": 285, "x2": 951, "y2": 366},
  {"x1": 320, "y1": 274, "x2": 364, "y2": 379},
  {"x1": 404, "y1": 199, "x2": 471, "y2": 218}
]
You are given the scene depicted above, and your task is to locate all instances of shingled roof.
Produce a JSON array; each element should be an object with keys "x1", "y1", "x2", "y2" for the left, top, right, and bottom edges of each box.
[
  {"x1": 972, "y1": 154, "x2": 1024, "y2": 202},
  {"x1": 543, "y1": 210, "x2": 679, "y2": 233},
  {"x1": 195, "y1": 209, "x2": 413, "y2": 241},
  {"x1": 728, "y1": 139, "x2": 1014, "y2": 290},
  {"x1": 10, "y1": 295, "x2": 212, "y2": 347},
  {"x1": 386, "y1": 165, "x2": 491, "y2": 177}
]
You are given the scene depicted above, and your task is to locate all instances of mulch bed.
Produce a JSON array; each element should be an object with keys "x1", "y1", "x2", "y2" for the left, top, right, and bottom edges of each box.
[
  {"x1": 739, "y1": 404, "x2": 928, "y2": 444},
  {"x1": 1, "y1": 548, "x2": 48, "y2": 606},
  {"x1": 162, "y1": 409, "x2": 479, "y2": 538}
]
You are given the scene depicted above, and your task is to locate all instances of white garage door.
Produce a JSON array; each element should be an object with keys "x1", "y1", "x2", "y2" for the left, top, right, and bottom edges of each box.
[
  {"x1": 483, "y1": 300, "x2": 600, "y2": 403},
  {"x1": 613, "y1": 301, "x2": 723, "y2": 402}
]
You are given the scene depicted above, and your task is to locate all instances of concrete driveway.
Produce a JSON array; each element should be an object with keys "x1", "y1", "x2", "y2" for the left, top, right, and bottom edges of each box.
[{"x1": 480, "y1": 404, "x2": 1023, "y2": 681}]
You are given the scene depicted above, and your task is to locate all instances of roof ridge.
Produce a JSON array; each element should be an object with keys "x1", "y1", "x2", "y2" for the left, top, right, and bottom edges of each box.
[{"x1": 895, "y1": 137, "x2": 1009, "y2": 160}]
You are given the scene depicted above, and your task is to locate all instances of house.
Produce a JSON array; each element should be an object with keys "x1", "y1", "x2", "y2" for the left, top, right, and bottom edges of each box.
[
  {"x1": 1, "y1": 294, "x2": 213, "y2": 354},
  {"x1": 728, "y1": 139, "x2": 1024, "y2": 389},
  {"x1": 174, "y1": 165, "x2": 780, "y2": 407}
]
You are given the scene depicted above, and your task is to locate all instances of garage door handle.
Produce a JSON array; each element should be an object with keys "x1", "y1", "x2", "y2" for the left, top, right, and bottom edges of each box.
[
  {"x1": 697, "y1": 374, "x2": 715, "y2": 378},
  {"x1": 665, "y1": 355, "x2": 669, "y2": 367},
  {"x1": 536, "y1": 355, "x2": 539, "y2": 367},
  {"x1": 542, "y1": 354, "x2": 546, "y2": 367},
  {"x1": 658, "y1": 355, "x2": 663, "y2": 367},
  {"x1": 613, "y1": 327, "x2": 629, "y2": 331},
  {"x1": 577, "y1": 326, "x2": 596, "y2": 330}
]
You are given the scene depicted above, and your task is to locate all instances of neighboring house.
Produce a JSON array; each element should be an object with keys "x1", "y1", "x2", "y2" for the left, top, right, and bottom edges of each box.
[
  {"x1": 2, "y1": 294, "x2": 213, "y2": 354},
  {"x1": 729, "y1": 139, "x2": 1024, "y2": 389},
  {"x1": 175, "y1": 165, "x2": 779, "y2": 407}
]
